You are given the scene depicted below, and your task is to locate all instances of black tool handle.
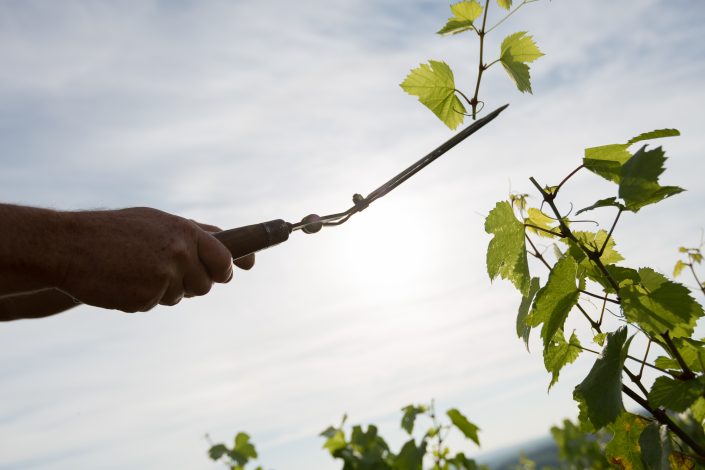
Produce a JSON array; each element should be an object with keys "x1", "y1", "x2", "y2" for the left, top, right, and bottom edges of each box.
[{"x1": 213, "y1": 219, "x2": 291, "y2": 260}]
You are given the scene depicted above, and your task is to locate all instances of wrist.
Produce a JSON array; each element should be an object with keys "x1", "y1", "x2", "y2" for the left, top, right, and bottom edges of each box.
[
  {"x1": 23, "y1": 207, "x2": 77, "y2": 290},
  {"x1": 49, "y1": 209, "x2": 82, "y2": 290},
  {"x1": 0, "y1": 204, "x2": 72, "y2": 294}
]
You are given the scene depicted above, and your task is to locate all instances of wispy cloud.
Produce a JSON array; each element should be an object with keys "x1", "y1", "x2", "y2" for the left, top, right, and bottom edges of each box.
[{"x1": 1, "y1": 1, "x2": 704, "y2": 468}]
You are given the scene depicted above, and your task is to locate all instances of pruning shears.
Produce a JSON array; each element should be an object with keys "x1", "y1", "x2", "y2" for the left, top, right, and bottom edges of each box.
[{"x1": 213, "y1": 104, "x2": 509, "y2": 260}]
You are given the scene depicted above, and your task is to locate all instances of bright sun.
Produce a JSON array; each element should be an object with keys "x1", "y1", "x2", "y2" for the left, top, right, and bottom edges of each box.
[{"x1": 333, "y1": 195, "x2": 446, "y2": 302}]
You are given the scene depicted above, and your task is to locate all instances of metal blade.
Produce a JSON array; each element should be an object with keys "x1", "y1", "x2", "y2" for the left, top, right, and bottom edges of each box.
[{"x1": 291, "y1": 104, "x2": 509, "y2": 232}]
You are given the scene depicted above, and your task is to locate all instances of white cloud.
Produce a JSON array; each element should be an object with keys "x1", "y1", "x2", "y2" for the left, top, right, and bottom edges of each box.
[{"x1": 1, "y1": 1, "x2": 704, "y2": 469}]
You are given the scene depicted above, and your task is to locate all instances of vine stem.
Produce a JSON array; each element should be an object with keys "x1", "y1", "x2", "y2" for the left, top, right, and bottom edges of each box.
[
  {"x1": 529, "y1": 176, "x2": 621, "y2": 294},
  {"x1": 579, "y1": 289, "x2": 619, "y2": 305},
  {"x1": 662, "y1": 331, "x2": 695, "y2": 380},
  {"x1": 637, "y1": 340, "x2": 652, "y2": 380},
  {"x1": 430, "y1": 400, "x2": 443, "y2": 467},
  {"x1": 525, "y1": 234, "x2": 552, "y2": 270},
  {"x1": 524, "y1": 223, "x2": 563, "y2": 238},
  {"x1": 624, "y1": 366, "x2": 649, "y2": 397},
  {"x1": 470, "y1": 0, "x2": 491, "y2": 120},
  {"x1": 575, "y1": 304, "x2": 599, "y2": 332},
  {"x1": 554, "y1": 165, "x2": 584, "y2": 197},
  {"x1": 688, "y1": 262, "x2": 705, "y2": 296},
  {"x1": 598, "y1": 295, "x2": 607, "y2": 326},
  {"x1": 575, "y1": 344, "x2": 675, "y2": 376},
  {"x1": 524, "y1": 232, "x2": 600, "y2": 330},
  {"x1": 529, "y1": 173, "x2": 705, "y2": 461},
  {"x1": 575, "y1": 344, "x2": 600, "y2": 355},
  {"x1": 599, "y1": 208, "x2": 623, "y2": 257}
]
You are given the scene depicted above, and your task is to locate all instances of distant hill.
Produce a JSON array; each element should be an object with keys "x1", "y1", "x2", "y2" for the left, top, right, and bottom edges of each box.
[{"x1": 480, "y1": 435, "x2": 561, "y2": 469}]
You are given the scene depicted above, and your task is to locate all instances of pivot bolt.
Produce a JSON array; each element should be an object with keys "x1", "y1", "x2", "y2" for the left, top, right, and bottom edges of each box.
[{"x1": 301, "y1": 214, "x2": 323, "y2": 234}]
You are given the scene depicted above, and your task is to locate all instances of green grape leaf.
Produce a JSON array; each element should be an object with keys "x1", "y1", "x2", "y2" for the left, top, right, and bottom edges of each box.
[
  {"x1": 673, "y1": 260, "x2": 687, "y2": 278},
  {"x1": 690, "y1": 397, "x2": 705, "y2": 424},
  {"x1": 208, "y1": 444, "x2": 229, "y2": 461},
  {"x1": 575, "y1": 197, "x2": 625, "y2": 216},
  {"x1": 583, "y1": 128, "x2": 680, "y2": 184},
  {"x1": 671, "y1": 453, "x2": 700, "y2": 469},
  {"x1": 517, "y1": 277, "x2": 540, "y2": 350},
  {"x1": 350, "y1": 425, "x2": 389, "y2": 463},
  {"x1": 497, "y1": 0, "x2": 512, "y2": 9},
  {"x1": 583, "y1": 144, "x2": 631, "y2": 184},
  {"x1": 621, "y1": 268, "x2": 703, "y2": 338},
  {"x1": 654, "y1": 338, "x2": 705, "y2": 373},
  {"x1": 320, "y1": 426, "x2": 337, "y2": 439},
  {"x1": 437, "y1": 1, "x2": 483, "y2": 35},
  {"x1": 570, "y1": 230, "x2": 624, "y2": 266},
  {"x1": 525, "y1": 256, "x2": 579, "y2": 347},
  {"x1": 321, "y1": 428, "x2": 346, "y2": 454},
  {"x1": 451, "y1": 0, "x2": 483, "y2": 21},
  {"x1": 446, "y1": 408, "x2": 480, "y2": 445},
  {"x1": 593, "y1": 333, "x2": 607, "y2": 346},
  {"x1": 501, "y1": 31, "x2": 544, "y2": 62},
  {"x1": 485, "y1": 201, "x2": 530, "y2": 295},
  {"x1": 544, "y1": 329, "x2": 581, "y2": 390},
  {"x1": 525, "y1": 207, "x2": 560, "y2": 237},
  {"x1": 400, "y1": 405, "x2": 427, "y2": 435},
  {"x1": 627, "y1": 128, "x2": 680, "y2": 145},
  {"x1": 648, "y1": 376, "x2": 705, "y2": 412},
  {"x1": 596, "y1": 265, "x2": 640, "y2": 294},
  {"x1": 500, "y1": 32, "x2": 543, "y2": 94},
  {"x1": 229, "y1": 432, "x2": 257, "y2": 466},
  {"x1": 448, "y1": 452, "x2": 481, "y2": 470},
  {"x1": 639, "y1": 423, "x2": 672, "y2": 470},
  {"x1": 400, "y1": 60, "x2": 466, "y2": 130},
  {"x1": 574, "y1": 327, "x2": 632, "y2": 429},
  {"x1": 618, "y1": 146, "x2": 684, "y2": 212},
  {"x1": 551, "y1": 418, "x2": 610, "y2": 465},
  {"x1": 395, "y1": 439, "x2": 425, "y2": 470},
  {"x1": 575, "y1": 399, "x2": 595, "y2": 433},
  {"x1": 502, "y1": 60, "x2": 532, "y2": 93},
  {"x1": 605, "y1": 412, "x2": 647, "y2": 470},
  {"x1": 437, "y1": 19, "x2": 473, "y2": 36},
  {"x1": 655, "y1": 352, "x2": 690, "y2": 372}
]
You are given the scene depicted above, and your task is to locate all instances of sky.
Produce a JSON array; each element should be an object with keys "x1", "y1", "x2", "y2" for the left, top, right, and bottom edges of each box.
[{"x1": 1, "y1": 0, "x2": 704, "y2": 468}]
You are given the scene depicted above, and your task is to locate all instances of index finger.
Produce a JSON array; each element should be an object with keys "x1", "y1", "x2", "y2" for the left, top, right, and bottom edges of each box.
[{"x1": 234, "y1": 253, "x2": 255, "y2": 270}]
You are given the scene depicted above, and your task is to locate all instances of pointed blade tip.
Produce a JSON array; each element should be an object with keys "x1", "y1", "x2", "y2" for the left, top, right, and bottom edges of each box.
[{"x1": 490, "y1": 103, "x2": 510, "y2": 117}]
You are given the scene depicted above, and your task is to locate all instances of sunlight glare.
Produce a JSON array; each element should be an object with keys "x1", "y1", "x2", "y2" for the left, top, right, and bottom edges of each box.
[{"x1": 334, "y1": 195, "x2": 446, "y2": 303}]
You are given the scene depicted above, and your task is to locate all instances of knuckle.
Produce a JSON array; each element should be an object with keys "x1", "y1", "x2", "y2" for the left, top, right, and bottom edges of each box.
[
  {"x1": 168, "y1": 239, "x2": 191, "y2": 262},
  {"x1": 191, "y1": 280, "x2": 212, "y2": 296},
  {"x1": 159, "y1": 296, "x2": 182, "y2": 307},
  {"x1": 137, "y1": 302, "x2": 158, "y2": 312},
  {"x1": 155, "y1": 270, "x2": 172, "y2": 286},
  {"x1": 132, "y1": 283, "x2": 167, "y2": 311},
  {"x1": 123, "y1": 299, "x2": 145, "y2": 313}
]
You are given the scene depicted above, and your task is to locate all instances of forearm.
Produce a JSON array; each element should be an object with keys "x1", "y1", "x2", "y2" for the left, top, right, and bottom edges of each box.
[
  {"x1": 0, "y1": 203, "x2": 70, "y2": 296},
  {"x1": 0, "y1": 289, "x2": 80, "y2": 321},
  {"x1": 0, "y1": 204, "x2": 239, "y2": 316}
]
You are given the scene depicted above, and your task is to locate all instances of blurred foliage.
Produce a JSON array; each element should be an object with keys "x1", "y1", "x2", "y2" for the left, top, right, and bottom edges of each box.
[
  {"x1": 208, "y1": 432, "x2": 262, "y2": 470},
  {"x1": 319, "y1": 402, "x2": 486, "y2": 470}
]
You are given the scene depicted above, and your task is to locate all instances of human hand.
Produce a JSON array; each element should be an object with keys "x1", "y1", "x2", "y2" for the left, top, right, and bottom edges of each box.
[{"x1": 55, "y1": 207, "x2": 254, "y2": 312}]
